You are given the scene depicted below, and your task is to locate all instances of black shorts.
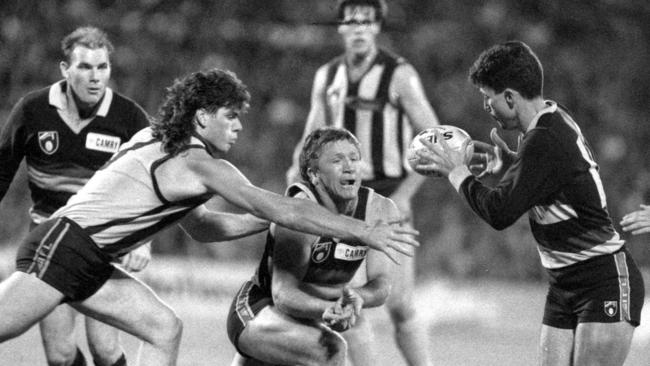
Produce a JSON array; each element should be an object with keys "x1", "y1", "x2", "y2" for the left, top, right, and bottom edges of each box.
[
  {"x1": 226, "y1": 280, "x2": 273, "y2": 357},
  {"x1": 15, "y1": 217, "x2": 115, "y2": 303},
  {"x1": 543, "y1": 247, "x2": 644, "y2": 329}
]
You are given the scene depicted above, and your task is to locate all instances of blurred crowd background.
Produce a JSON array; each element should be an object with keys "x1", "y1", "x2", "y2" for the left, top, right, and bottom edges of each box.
[{"x1": 1, "y1": 0, "x2": 649, "y2": 282}]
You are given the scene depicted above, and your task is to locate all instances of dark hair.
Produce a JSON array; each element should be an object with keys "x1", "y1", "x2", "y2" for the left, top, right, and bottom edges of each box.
[
  {"x1": 151, "y1": 68, "x2": 250, "y2": 155},
  {"x1": 337, "y1": 0, "x2": 387, "y2": 23},
  {"x1": 299, "y1": 127, "x2": 361, "y2": 183},
  {"x1": 61, "y1": 26, "x2": 114, "y2": 63},
  {"x1": 468, "y1": 41, "x2": 543, "y2": 99}
]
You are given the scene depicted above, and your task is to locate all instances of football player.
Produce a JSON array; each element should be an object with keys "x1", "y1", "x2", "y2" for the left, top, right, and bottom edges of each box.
[
  {"x1": 0, "y1": 26, "x2": 151, "y2": 366},
  {"x1": 0, "y1": 69, "x2": 418, "y2": 366},
  {"x1": 286, "y1": 1, "x2": 438, "y2": 365},
  {"x1": 228, "y1": 127, "x2": 399, "y2": 366},
  {"x1": 417, "y1": 40, "x2": 644, "y2": 366}
]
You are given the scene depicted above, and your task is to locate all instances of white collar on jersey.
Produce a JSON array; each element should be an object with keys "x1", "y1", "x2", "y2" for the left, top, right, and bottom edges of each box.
[
  {"x1": 526, "y1": 100, "x2": 557, "y2": 132},
  {"x1": 48, "y1": 80, "x2": 114, "y2": 118}
]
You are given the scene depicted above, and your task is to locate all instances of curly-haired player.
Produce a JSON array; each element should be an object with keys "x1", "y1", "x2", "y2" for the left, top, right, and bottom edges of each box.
[{"x1": 0, "y1": 68, "x2": 418, "y2": 366}]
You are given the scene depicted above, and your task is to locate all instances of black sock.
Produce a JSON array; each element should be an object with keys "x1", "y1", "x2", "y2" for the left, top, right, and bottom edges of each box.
[
  {"x1": 111, "y1": 354, "x2": 127, "y2": 366},
  {"x1": 94, "y1": 353, "x2": 127, "y2": 366},
  {"x1": 71, "y1": 348, "x2": 87, "y2": 366}
]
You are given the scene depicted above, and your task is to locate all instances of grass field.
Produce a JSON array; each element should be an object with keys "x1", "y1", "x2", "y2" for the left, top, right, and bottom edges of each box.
[{"x1": 0, "y1": 259, "x2": 648, "y2": 365}]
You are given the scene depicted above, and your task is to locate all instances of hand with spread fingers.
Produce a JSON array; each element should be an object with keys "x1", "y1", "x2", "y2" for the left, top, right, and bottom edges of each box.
[
  {"x1": 364, "y1": 220, "x2": 419, "y2": 264},
  {"x1": 621, "y1": 204, "x2": 650, "y2": 235},
  {"x1": 470, "y1": 128, "x2": 517, "y2": 178},
  {"x1": 415, "y1": 129, "x2": 474, "y2": 178}
]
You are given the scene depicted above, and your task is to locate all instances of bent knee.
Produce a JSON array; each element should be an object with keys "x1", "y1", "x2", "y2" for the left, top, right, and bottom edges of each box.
[
  {"x1": 388, "y1": 300, "x2": 418, "y2": 324},
  {"x1": 43, "y1": 346, "x2": 80, "y2": 366},
  {"x1": 88, "y1": 340, "x2": 121, "y2": 362},
  {"x1": 146, "y1": 309, "x2": 183, "y2": 345}
]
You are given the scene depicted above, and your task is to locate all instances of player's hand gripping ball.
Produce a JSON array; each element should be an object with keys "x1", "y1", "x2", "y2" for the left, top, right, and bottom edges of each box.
[{"x1": 407, "y1": 125, "x2": 472, "y2": 177}]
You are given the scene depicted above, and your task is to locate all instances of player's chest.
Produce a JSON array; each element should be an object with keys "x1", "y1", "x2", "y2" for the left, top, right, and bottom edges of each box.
[
  {"x1": 25, "y1": 114, "x2": 126, "y2": 163},
  {"x1": 302, "y1": 237, "x2": 368, "y2": 284},
  {"x1": 310, "y1": 237, "x2": 368, "y2": 264}
]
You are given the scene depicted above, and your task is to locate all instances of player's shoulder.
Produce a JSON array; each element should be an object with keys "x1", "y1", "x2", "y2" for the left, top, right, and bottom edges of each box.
[
  {"x1": 324, "y1": 53, "x2": 345, "y2": 68},
  {"x1": 530, "y1": 103, "x2": 579, "y2": 142},
  {"x1": 286, "y1": 182, "x2": 317, "y2": 201},
  {"x1": 315, "y1": 56, "x2": 342, "y2": 79},
  {"x1": 109, "y1": 90, "x2": 148, "y2": 113},
  {"x1": 378, "y1": 48, "x2": 407, "y2": 62},
  {"x1": 17, "y1": 85, "x2": 50, "y2": 109},
  {"x1": 364, "y1": 187, "x2": 398, "y2": 215}
]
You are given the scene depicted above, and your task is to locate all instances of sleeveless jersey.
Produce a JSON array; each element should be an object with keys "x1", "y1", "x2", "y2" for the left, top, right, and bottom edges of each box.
[
  {"x1": 52, "y1": 127, "x2": 212, "y2": 257},
  {"x1": 0, "y1": 81, "x2": 149, "y2": 221},
  {"x1": 253, "y1": 182, "x2": 372, "y2": 295},
  {"x1": 323, "y1": 49, "x2": 413, "y2": 186},
  {"x1": 460, "y1": 102, "x2": 624, "y2": 269}
]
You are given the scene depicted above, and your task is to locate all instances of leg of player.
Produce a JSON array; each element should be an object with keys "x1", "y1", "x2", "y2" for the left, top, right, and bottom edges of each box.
[
  {"x1": 386, "y1": 254, "x2": 433, "y2": 366},
  {"x1": 342, "y1": 264, "x2": 379, "y2": 366},
  {"x1": 0, "y1": 272, "x2": 65, "y2": 342},
  {"x1": 572, "y1": 322, "x2": 635, "y2": 366},
  {"x1": 538, "y1": 325, "x2": 573, "y2": 366},
  {"x1": 342, "y1": 314, "x2": 378, "y2": 366},
  {"x1": 236, "y1": 306, "x2": 347, "y2": 366},
  {"x1": 85, "y1": 316, "x2": 127, "y2": 366},
  {"x1": 40, "y1": 305, "x2": 88, "y2": 366},
  {"x1": 71, "y1": 267, "x2": 182, "y2": 366}
]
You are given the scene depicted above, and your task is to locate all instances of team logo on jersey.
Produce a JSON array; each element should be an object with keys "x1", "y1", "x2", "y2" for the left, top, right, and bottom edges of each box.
[
  {"x1": 311, "y1": 239, "x2": 334, "y2": 263},
  {"x1": 334, "y1": 243, "x2": 368, "y2": 261},
  {"x1": 38, "y1": 131, "x2": 59, "y2": 155},
  {"x1": 86, "y1": 132, "x2": 121, "y2": 153},
  {"x1": 604, "y1": 301, "x2": 618, "y2": 317}
]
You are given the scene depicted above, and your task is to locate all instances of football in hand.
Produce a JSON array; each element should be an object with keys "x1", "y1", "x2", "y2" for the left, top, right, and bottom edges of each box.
[{"x1": 407, "y1": 125, "x2": 472, "y2": 177}]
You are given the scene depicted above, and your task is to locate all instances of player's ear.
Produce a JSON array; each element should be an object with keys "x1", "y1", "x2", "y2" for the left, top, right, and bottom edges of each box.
[
  {"x1": 307, "y1": 168, "x2": 319, "y2": 185},
  {"x1": 59, "y1": 61, "x2": 69, "y2": 79},
  {"x1": 504, "y1": 90, "x2": 515, "y2": 109},
  {"x1": 195, "y1": 109, "x2": 207, "y2": 129}
]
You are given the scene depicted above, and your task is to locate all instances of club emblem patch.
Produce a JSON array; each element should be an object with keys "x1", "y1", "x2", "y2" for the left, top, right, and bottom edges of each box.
[
  {"x1": 38, "y1": 131, "x2": 59, "y2": 155},
  {"x1": 311, "y1": 240, "x2": 334, "y2": 263},
  {"x1": 604, "y1": 301, "x2": 618, "y2": 317}
]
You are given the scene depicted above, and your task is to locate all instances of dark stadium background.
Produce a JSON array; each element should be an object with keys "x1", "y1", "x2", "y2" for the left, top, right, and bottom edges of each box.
[{"x1": 0, "y1": 1, "x2": 649, "y2": 364}]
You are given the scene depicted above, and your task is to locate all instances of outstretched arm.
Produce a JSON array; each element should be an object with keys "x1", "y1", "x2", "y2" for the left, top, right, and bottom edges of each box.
[
  {"x1": 178, "y1": 204, "x2": 269, "y2": 242},
  {"x1": 194, "y1": 156, "x2": 419, "y2": 262}
]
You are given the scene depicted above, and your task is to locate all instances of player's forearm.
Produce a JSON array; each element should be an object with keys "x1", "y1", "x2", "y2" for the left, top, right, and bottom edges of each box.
[
  {"x1": 181, "y1": 212, "x2": 269, "y2": 242},
  {"x1": 353, "y1": 276, "x2": 390, "y2": 308},
  {"x1": 273, "y1": 287, "x2": 335, "y2": 320},
  {"x1": 267, "y1": 196, "x2": 372, "y2": 244}
]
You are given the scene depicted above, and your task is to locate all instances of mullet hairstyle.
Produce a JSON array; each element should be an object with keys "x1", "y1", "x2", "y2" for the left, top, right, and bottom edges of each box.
[
  {"x1": 468, "y1": 41, "x2": 544, "y2": 99},
  {"x1": 299, "y1": 127, "x2": 361, "y2": 183},
  {"x1": 151, "y1": 68, "x2": 250, "y2": 155},
  {"x1": 61, "y1": 26, "x2": 114, "y2": 63}
]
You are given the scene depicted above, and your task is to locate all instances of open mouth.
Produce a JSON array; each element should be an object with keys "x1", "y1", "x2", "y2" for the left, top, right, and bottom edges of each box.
[{"x1": 340, "y1": 179, "x2": 356, "y2": 186}]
